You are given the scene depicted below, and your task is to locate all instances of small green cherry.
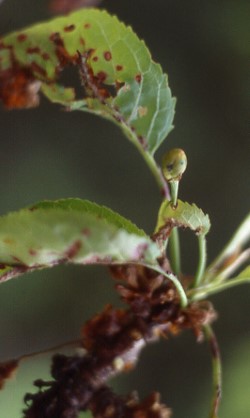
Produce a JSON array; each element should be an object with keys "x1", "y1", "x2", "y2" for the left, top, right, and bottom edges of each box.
[{"x1": 162, "y1": 148, "x2": 187, "y2": 182}]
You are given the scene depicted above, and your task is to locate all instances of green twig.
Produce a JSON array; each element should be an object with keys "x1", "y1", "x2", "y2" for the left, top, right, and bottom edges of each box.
[
  {"x1": 192, "y1": 234, "x2": 207, "y2": 287},
  {"x1": 204, "y1": 325, "x2": 222, "y2": 418},
  {"x1": 188, "y1": 273, "x2": 250, "y2": 301},
  {"x1": 169, "y1": 227, "x2": 181, "y2": 276},
  {"x1": 168, "y1": 180, "x2": 181, "y2": 276},
  {"x1": 159, "y1": 268, "x2": 188, "y2": 308},
  {"x1": 212, "y1": 248, "x2": 250, "y2": 283},
  {"x1": 169, "y1": 180, "x2": 179, "y2": 207}
]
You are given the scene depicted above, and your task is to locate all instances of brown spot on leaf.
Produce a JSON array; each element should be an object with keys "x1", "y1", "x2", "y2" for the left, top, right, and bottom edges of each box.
[
  {"x1": 92, "y1": 56, "x2": 98, "y2": 62},
  {"x1": 64, "y1": 240, "x2": 82, "y2": 260},
  {"x1": 3, "y1": 238, "x2": 15, "y2": 245},
  {"x1": 138, "y1": 135, "x2": 147, "y2": 149},
  {"x1": 17, "y1": 33, "x2": 27, "y2": 42},
  {"x1": 103, "y1": 51, "x2": 112, "y2": 61},
  {"x1": 132, "y1": 243, "x2": 149, "y2": 260},
  {"x1": 27, "y1": 47, "x2": 41, "y2": 54},
  {"x1": 49, "y1": 32, "x2": 72, "y2": 68},
  {"x1": 116, "y1": 65, "x2": 123, "y2": 72},
  {"x1": 41, "y1": 52, "x2": 50, "y2": 61},
  {"x1": 82, "y1": 228, "x2": 91, "y2": 237},
  {"x1": 84, "y1": 23, "x2": 91, "y2": 29},
  {"x1": 11, "y1": 256, "x2": 23, "y2": 264},
  {"x1": 96, "y1": 71, "x2": 107, "y2": 83},
  {"x1": 80, "y1": 37, "x2": 85, "y2": 46},
  {"x1": 64, "y1": 24, "x2": 76, "y2": 32},
  {"x1": 29, "y1": 249, "x2": 37, "y2": 256},
  {"x1": 135, "y1": 73, "x2": 142, "y2": 83},
  {"x1": 30, "y1": 62, "x2": 47, "y2": 78},
  {"x1": 78, "y1": 51, "x2": 109, "y2": 100},
  {"x1": 49, "y1": 32, "x2": 59, "y2": 43},
  {"x1": 0, "y1": 263, "x2": 7, "y2": 269}
]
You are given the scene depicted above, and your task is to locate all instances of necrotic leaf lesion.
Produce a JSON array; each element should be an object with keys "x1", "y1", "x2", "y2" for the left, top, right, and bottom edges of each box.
[{"x1": 0, "y1": 64, "x2": 41, "y2": 109}]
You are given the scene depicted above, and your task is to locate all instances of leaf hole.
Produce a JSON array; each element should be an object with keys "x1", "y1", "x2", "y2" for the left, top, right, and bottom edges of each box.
[{"x1": 57, "y1": 64, "x2": 85, "y2": 100}]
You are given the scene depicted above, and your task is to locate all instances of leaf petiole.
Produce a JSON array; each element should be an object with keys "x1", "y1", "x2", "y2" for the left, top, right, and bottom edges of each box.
[
  {"x1": 192, "y1": 234, "x2": 207, "y2": 288},
  {"x1": 188, "y1": 273, "x2": 250, "y2": 301},
  {"x1": 211, "y1": 248, "x2": 250, "y2": 284},
  {"x1": 169, "y1": 227, "x2": 181, "y2": 276},
  {"x1": 168, "y1": 180, "x2": 181, "y2": 276},
  {"x1": 204, "y1": 325, "x2": 222, "y2": 418}
]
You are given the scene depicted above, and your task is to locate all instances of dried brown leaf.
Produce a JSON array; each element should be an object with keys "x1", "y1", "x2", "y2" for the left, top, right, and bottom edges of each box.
[{"x1": 0, "y1": 359, "x2": 19, "y2": 390}]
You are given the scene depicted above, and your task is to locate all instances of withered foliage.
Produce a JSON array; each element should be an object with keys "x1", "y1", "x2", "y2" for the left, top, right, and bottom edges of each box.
[
  {"x1": 20, "y1": 260, "x2": 216, "y2": 418},
  {"x1": 0, "y1": 359, "x2": 19, "y2": 390},
  {"x1": 0, "y1": 65, "x2": 41, "y2": 109}
]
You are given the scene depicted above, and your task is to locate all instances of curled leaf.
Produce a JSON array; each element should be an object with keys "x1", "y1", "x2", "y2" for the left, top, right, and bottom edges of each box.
[
  {"x1": 0, "y1": 198, "x2": 160, "y2": 284},
  {"x1": 155, "y1": 199, "x2": 211, "y2": 237}
]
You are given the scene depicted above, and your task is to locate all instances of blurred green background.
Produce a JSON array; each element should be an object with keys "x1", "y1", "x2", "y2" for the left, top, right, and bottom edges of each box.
[{"x1": 0, "y1": 0, "x2": 249, "y2": 417}]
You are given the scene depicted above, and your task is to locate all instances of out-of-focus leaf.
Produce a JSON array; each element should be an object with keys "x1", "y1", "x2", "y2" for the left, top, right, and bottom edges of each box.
[
  {"x1": 156, "y1": 199, "x2": 211, "y2": 236},
  {"x1": 231, "y1": 265, "x2": 250, "y2": 282},
  {"x1": 0, "y1": 9, "x2": 175, "y2": 157},
  {"x1": 50, "y1": 0, "x2": 102, "y2": 14},
  {"x1": 205, "y1": 213, "x2": 250, "y2": 281},
  {"x1": 0, "y1": 360, "x2": 19, "y2": 390},
  {"x1": 0, "y1": 198, "x2": 160, "y2": 284}
]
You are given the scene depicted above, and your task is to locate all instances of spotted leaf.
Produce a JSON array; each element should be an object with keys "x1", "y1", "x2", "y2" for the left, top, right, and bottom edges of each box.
[
  {"x1": 156, "y1": 199, "x2": 211, "y2": 237},
  {"x1": 0, "y1": 9, "x2": 175, "y2": 157},
  {"x1": 0, "y1": 199, "x2": 161, "y2": 284}
]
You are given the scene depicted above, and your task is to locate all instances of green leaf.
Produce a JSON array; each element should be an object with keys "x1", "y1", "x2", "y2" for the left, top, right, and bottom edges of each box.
[
  {"x1": 155, "y1": 199, "x2": 211, "y2": 236},
  {"x1": 0, "y1": 9, "x2": 175, "y2": 158},
  {"x1": 232, "y1": 265, "x2": 250, "y2": 281},
  {"x1": 205, "y1": 213, "x2": 250, "y2": 280},
  {"x1": 0, "y1": 198, "x2": 160, "y2": 284}
]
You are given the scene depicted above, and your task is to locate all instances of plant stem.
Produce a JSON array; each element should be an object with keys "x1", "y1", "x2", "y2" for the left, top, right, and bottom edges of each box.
[
  {"x1": 192, "y1": 234, "x2": 207, "y2": 287},
  {"x1": 189, "y1": 273, "x2": 250, "y2": 301},
  {"x1": 169, "y1": 227, "x2": 181, "y2": 276},
  {"x1": 144, "y1": 152, "x2": 171, "y2": 199},
  {"x1": 168, "y1": 180, "x2": 181, "y2": 276},
  {"x1": 160, "y1": 269, "x2": 188, "y2": 308},
  {"x1": 204, "y1": 325, "x2": 222, "y2": 418},
  {"x1": 212, "y1": 248, "x2": 250, "y2": 283},
  {"x1": 170, "y1": 180, "x2": 179, "y2": 207}
]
